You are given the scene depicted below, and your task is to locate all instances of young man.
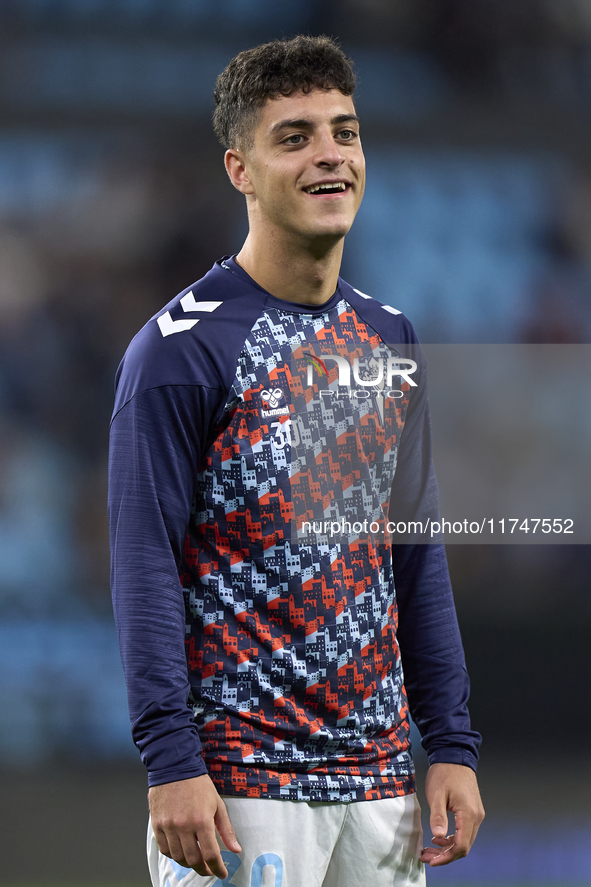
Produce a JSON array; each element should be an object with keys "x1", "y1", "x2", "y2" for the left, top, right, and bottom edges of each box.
[{"x1": 109, "y1": 35, "x2": 484, "y2": 887}]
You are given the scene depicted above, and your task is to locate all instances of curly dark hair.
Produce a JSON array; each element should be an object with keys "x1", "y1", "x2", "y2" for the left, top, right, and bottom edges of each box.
[{"x1": 213, "y1": 35, "x2": 356, "y2": 151}]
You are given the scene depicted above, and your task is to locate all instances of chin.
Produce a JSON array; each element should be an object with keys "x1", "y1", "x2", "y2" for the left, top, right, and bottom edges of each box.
[{"x1": 308, "y1": 220, "x2": 353, "y2": 240}]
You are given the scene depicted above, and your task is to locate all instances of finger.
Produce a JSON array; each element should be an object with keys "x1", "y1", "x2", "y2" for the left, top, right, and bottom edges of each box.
[
  {"x1": 452, "y1": 803, "x2": 484, "y2": 860},
  {"x1": 429, "y1": 793, "x2": 449, "y2": 842},
  {"x1": 214, "y1": 800, "x2": 242, "y2": 853},
  {"x1": 423, "y1": 815, "x2": 482, "y2": 867},
  {"x1": 195, "y1": 826, "x2": 228, "y2": 880},
  {"x1": 452, "y1": 812, "x2": 472, "y2": 858},
  {"x1": 420, "y1": 836, "x2": 457, "y2": 867},
  {"x1": 429, "y1": 834, "x2": 451, "y2": 847},
  {"x1": 158, "y1": 825, "x2": 212, "y2": 877},
  {"x1": 425, "y1": 820, "x2": 473, "y2": 867},
  {"x1": 420, "y1": 845, "x2": 451, "y2": 865},
  {"x1": 165, "y1": 832, "x2": 196, "y2": 871},
  {"x1": 164, "y1": 832, "x2": 212, "y2": 878},
  {"x1": 153, "y1": 826, "x2": 173, "y2": 860},
  {"x1": 469, "y1": 802, "x2": 485, "y2": 850}
]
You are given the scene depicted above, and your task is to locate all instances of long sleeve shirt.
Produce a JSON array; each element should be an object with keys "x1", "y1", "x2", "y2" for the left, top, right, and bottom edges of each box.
[{"x1": 109, "y1": 256, "x2": 481, "y2": 800}]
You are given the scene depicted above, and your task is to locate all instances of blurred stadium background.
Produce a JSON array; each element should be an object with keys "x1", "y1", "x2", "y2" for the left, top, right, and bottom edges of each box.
[{"x1": 0, "y1": 1, "x2": 590, "y2": 884}]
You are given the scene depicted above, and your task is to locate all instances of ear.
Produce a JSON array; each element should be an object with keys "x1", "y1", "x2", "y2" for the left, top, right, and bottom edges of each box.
[{"x1": 224, "y1": 149, "x2": 255, "y2": 195}]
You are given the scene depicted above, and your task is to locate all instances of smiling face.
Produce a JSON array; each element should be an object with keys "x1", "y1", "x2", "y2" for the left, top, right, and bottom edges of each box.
[{"x1": 226, "y1": 88, "x2": 366, "y2": 250}]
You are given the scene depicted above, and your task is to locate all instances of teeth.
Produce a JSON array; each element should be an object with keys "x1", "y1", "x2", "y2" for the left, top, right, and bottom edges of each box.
[{"x1": 306, "y1": 182, "x2": 347, "y2": 194}]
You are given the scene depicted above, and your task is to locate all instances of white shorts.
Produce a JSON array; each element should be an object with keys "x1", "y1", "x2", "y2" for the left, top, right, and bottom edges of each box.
[{"x1": 147, "y1": 793, "x2": 425, "y2": 887}]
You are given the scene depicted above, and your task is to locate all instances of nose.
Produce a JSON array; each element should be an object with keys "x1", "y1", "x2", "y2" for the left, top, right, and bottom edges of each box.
[{"x1": 314, "y1": 127, "x2": 345, "y2": 168}]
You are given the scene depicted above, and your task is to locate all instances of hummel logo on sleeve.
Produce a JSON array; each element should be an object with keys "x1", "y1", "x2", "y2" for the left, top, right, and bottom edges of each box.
[{"x1": 157, "y1": 295, "x2": 223, "y2": 337}]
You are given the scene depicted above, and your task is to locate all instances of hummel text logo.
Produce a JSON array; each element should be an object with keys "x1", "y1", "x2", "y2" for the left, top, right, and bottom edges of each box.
[{"x1": 261, "y1": 387, "x2": 290, "y2": 418}]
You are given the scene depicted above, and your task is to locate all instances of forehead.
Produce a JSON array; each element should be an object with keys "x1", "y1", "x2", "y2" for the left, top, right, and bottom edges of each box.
[{"x1": 255, "y1": 88, "x2": 358, "y2": 137}]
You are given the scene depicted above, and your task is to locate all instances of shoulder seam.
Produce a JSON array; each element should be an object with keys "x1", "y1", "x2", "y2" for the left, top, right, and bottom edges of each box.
[{"x1": 111, "y1": 382, "x2": 227, "y2": 425}]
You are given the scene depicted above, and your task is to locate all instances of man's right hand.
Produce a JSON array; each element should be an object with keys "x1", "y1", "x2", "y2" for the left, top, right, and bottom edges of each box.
[{"x1": 149, "y1": 774, "x2": 242, "y2": 879}]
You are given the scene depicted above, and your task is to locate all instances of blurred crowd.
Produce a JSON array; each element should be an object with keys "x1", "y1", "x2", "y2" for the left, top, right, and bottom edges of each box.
[{"x1": 0, "y1": 140, "x2": 240, "y2": 616}]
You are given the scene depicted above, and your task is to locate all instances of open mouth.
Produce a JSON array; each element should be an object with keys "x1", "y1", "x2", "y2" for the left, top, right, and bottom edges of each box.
[{"x1": 304, "y1": 182, "x2": 349, "y2": 195}]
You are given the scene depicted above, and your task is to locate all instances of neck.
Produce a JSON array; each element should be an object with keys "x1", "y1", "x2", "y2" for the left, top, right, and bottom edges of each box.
[{"x1": 235, "y1": 228, "x2": 344, "y2": 306}]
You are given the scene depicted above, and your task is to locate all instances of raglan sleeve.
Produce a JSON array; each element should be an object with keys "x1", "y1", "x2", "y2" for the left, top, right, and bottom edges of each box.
[
  {"x1": 109, "y1": 377, "x2": 223, "y2": 787},
  {"x1": 389, "y1": 344, "x2": 481, "y2": 771}
]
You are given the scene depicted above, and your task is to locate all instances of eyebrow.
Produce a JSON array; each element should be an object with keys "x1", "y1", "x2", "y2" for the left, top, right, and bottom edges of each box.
[{"x1": 270, "y1": 113, "x2": 360, "y2": 135}]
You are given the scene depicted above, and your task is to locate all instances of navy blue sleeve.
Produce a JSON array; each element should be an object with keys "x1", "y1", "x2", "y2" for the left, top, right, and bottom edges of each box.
[
  {"x1": 109, "y1": 384, "x2": 223, "y2": 786},
  {"x1": 390, "y1": 355, "x2": 481, "y2": 771}
]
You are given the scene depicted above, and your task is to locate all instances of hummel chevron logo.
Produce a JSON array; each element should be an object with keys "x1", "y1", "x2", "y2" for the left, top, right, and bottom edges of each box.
[
  {"x1": 179, "y1": 294, "x2": 222, "y2": 313},
  {"x1": 157, "y1": 294, "x2": 223, "y2": 337}
]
